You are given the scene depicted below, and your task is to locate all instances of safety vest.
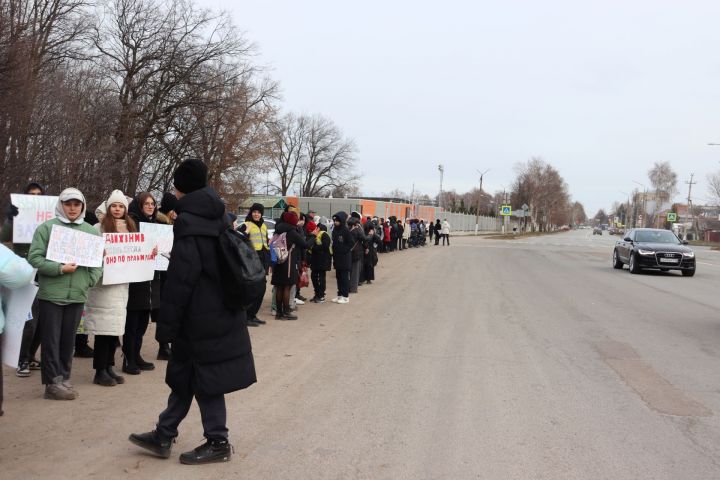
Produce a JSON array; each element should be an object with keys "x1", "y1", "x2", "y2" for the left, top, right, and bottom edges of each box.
[
  {"x1": 245, "y1": 221, "x2": 269, "y2": 251},
  {"x1": 315, "y1": 230, "x2": 333, "y2": 255}
]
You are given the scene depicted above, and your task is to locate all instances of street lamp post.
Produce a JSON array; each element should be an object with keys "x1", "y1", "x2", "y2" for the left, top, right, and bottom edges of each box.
[
  {"x1": 633, "y1": 180, "x2": 648, "y2": 228},
  {"x1": 438, "y1": 164, "x2": 444, "y2": 210},
  {"x1": 475, "y1": 169, "x2": 490, "y2": 235}
]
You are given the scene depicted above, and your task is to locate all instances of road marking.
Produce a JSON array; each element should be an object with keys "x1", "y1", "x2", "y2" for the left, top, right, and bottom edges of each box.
[{"x1": 595, "y1": 341, "x2": 712, "y2": 417}]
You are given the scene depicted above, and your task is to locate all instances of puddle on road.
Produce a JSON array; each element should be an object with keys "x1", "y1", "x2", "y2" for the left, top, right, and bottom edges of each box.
[{"x1": 595, "y1": 341, "x2": 712, "y2": 417}]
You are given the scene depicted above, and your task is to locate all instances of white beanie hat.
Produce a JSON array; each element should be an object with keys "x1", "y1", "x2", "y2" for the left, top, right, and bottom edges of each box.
[{"x1": 106, "y1": 189, "x2": 129, "y2": 210}]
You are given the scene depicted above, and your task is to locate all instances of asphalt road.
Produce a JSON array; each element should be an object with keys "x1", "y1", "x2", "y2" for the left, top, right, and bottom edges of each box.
[{"x1": 2, "y1": 230, "x2": 720, "y2": 479}]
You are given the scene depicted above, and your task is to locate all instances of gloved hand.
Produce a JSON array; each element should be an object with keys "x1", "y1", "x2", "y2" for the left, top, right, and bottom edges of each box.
[{"x1": 5, "y1": 204, "x2": 18, "y2": 220}]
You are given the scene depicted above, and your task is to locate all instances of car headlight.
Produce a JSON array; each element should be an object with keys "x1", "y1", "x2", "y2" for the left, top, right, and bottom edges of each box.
[
  {"x1": 638, "y1": 249, "x2": 655, "y2": 255},
  {"x1": 683, "y1": 251, "x2": 695, "y2": 258}
]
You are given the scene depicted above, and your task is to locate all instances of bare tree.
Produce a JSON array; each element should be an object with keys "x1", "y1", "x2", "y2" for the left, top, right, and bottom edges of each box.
[
  {"x1": 647, "y1": 161, "x2": 678, "y2": 212},
  {"x1": 707, "y1": 171, "x2": 720, "y2": 205},
  {"x1": 510, "y1": 157, "x2": 570, "y2": 231},
  {"x1": 91, "y1": 0, "x2": 252, "y2": 194},
  {"x1": 268, "y1": 113, "x2": 307, "y2": 195}
]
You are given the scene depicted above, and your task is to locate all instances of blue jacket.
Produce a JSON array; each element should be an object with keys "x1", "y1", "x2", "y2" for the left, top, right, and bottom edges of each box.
[{"x1": 0, "y1": 244, "x2": 35, "y2": 334}]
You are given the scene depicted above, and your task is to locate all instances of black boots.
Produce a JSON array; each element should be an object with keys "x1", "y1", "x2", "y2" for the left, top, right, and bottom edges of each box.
[
  {"x1": 157, "y1": 343, "x2": 171, "y2": 361},
  {"x1": 122, "y1": 356, "x2": 141, "y2": 375},
  {"x1": 136, "y1": 355, "x2": 155, "y2": 371},
  {"x1": 129, "y1": 431, "x2": 174, "y2": 458},
  {"x1": 94, "y1": 369, "x2": 117, "y2": 387},
  {"x1": 179, "y1": 438, "x2": 233, "y2": 465},
  {"x1": 106, "y1": 367, "x2": 125, "y2": 384}
]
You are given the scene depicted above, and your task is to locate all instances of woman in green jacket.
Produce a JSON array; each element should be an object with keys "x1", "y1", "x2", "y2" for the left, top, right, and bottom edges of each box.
[{"x1": 27, "y1": 188, "x2": 103, "y2": 401}]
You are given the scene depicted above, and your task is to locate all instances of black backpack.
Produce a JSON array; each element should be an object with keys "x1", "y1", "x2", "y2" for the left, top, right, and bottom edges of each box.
[{"x1": 217, "y1": 226, "x2": 266, "y2": 310}]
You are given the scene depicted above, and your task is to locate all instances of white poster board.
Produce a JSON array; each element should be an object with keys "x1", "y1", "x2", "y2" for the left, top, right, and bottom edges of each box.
[
  {"x1": 46, "y1": 224, "x2": 104, "y2": 268},
  {"x1": 102, "y1": 232, "x2": 156, "y2": 284},
  {"x1": 10, "y1": 194, "x2": 59, "y2": 243},
  {"x1": 1, "y1": 282, "x2": 39, "y2": 369},
  {"x1": 140, "y1": 223, "x2": 174, "y2": 271}
]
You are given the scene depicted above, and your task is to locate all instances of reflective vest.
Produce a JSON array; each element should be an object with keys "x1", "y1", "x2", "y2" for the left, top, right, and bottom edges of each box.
[
  {"x1": 315, "y1": 230, "x2": 333, "y2": 255},
  {"x1": 245, "y1": 221, "x2": 269, "y2": 251}
]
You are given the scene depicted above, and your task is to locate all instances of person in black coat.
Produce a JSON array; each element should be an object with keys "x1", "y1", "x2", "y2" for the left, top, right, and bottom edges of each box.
[
  {"x1": 331, "y1": 211, "x2": 353, "y2": 303},
  {"x1": 130, "y1": 159, "x2": 256, "y2": 465},
  {"x1": 123, "y1": 192, "x2": 162, "y2": 374},
  {"x1": 310, "y1": 223, "x2": 331, "y2": 302},
  {"x1": 363, "y1": 224, "x2": 380, "y2": 284},
  {"x1": 434, "y1": 219, "x2": 442, "y2": 245},
  {"x1": 348, "y1": 217, "x2": 366, "y2": 294},
  {"x1": 271, "y1": 211, "x2": 311, "y2": 320}
]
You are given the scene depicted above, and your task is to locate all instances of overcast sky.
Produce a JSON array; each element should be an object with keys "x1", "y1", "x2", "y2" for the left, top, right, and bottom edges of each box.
[{"x1": 198, "y1": 0, "x2": 720, "y2": 215}]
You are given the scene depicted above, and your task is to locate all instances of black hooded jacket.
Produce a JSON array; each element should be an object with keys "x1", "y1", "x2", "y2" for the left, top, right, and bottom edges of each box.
[
  {"x1": 157, "y1": 186, "x2": 256, "y2": 396},
  {"x1": 331, "y1": 211, "x2": 353, "y2": 270}
]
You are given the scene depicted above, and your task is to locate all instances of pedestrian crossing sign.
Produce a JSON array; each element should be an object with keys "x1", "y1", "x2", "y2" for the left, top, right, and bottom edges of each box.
[
  {"x1": 501, "y1": 205, "x2": 512, "y2": 216},
  {"x1": 667, "y1": 212, "x2": 677, "y2": 222}
]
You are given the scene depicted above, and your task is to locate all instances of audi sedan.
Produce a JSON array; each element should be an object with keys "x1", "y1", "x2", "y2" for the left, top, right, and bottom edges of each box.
[{"x1": 612, "y1": 228, "x2": 696, "y2": 276}]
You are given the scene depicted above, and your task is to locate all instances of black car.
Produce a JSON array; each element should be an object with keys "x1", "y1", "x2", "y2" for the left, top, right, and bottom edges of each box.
[{"x1": 612, "y1": 228, "x2": 696, "y2": 276}]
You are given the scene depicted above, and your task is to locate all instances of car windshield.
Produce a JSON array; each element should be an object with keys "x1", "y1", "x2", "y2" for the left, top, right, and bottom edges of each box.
[{"x1": 635, "y1": 230, "x2": 680, "y2": 244}]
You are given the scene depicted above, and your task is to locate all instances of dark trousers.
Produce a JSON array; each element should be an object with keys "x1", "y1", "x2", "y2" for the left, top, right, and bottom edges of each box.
[
  {"x1": 336, "y1": 269, "x2": 350, "y2": 298},
  {"x1": 18, "y1": 298, "x2": 41, "y2": 363},
  {"x1": 363, "y1": 261, "x2": 375, "y2": 281},
  {"x1": 246, "y1": 277, "x2": 266, "y2": 320},
  {"x1": 124, "y1": 309, "x2": 151, "y2": 366},
  {"x1": 442, "y1": 234, "x2": 450, "y2": 245},
  {"x1": 93, "y1": 335, "x2": 119, "y2": 370},
  {"x1": 350, "y1": 260, "x2": 361, "y2": 293},
  {"x1": 157, "y1": 389, "x2": 228, "y2": 440},
  {"x1": 39, "y1": 301, "x2": 84, "y2": 385},
  {"x1": 311, "y1": 269, "x2": 326, "y2": 299},
  {"x1": 435, "y1": 234, "x2": 441, "y2": 245}
]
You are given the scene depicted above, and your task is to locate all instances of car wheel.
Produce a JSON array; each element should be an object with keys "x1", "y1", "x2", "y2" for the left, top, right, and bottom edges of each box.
[
  {"x1": 612, "y1": 250, "x2": 623, "y2": 269},
  {"x1": 628, "y1": 253, "x2": 641, "y2": 274},
  {"x1": 682, "y1": 268, "x2": 696, "y2": 277}
]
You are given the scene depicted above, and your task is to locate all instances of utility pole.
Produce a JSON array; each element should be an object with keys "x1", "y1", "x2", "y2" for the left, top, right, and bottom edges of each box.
[
  {"x1": 438, "y1": 164, "x2": 444, "y2": 210},
  {"x1": 475, "y1": 169, "x2": 490, "y2": 235},
  {"x1": 686, "y1": 173, "x2": 697, "y2": 239}
]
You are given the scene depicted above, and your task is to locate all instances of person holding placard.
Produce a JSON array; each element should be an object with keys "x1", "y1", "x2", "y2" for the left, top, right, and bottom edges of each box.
[
  {"x1": 1, "y1": 182, "x2": 45, "y2": 378},
  {"x1": 27, "y1": 188, "x2": 103, "y2": 401},
  {"x1": 124, "y1": 192, "x2": 161, "y2": 375},
  {"x1": 84, "y1": 190, "x2": 137, "y2": 387},
  {"x1": 0, "y1": 243, "x2": 35, "y2": 415}
]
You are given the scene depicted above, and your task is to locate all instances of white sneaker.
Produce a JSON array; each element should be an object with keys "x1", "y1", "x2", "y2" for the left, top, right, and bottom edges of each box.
[
  {"x1": 295, "y1": 299, "x2": 305, "y2": 305},
  {"x1": 337, "y1": 297, "x2": 350, "y2": 304},
  {"x1": 331, "y1": 297, "x2": 340, "y2": 303}
]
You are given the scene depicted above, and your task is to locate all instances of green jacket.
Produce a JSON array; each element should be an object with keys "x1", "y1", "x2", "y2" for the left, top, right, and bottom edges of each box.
[{"x1": 27, "y1": 218, "x2": 103, "y2": 304}]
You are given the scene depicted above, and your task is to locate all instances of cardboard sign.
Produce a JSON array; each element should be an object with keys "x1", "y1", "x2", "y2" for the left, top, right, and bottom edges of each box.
[
  {"x1": 10, "y1": 194, "x2": 59, "y2": 243},
  {"x1": 140, "y1": 223, "x2": 174, "y2": 271},
  {"x1": 46, "y1": 224, "x2": 104, "y2": 268},
  {"x1": 1, "y1": 282, "x2": 39, "y2": 369},
  {"x1": 102, "y1": 232, "x2": 156, "y2": 285}
]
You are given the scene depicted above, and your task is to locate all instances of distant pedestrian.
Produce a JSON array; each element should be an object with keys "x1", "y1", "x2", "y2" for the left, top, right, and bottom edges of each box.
[
  {"x1": 442, "y1": 219, "x2": 451, "y2": 246},
  {"x1": 310, "y1": 222, "x2": 332, "y2": 302},
  {"x1": 331, "y1": 212, "x2": 353, "y2": 304},
  {"x1": 435, "y1": 219, "x2": 442, "y2": 245}
]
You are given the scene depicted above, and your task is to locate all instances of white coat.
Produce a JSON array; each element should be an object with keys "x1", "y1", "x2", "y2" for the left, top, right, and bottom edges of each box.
[
  {"x1": 82, "y1": 222, "x2": 129, "y2": 336},
  {"x1": 0, "y1": 244, "x2": 35, "y2": 334},
  {"x1": 441, "y1": 221, "x2": 451, "y2": 235}
]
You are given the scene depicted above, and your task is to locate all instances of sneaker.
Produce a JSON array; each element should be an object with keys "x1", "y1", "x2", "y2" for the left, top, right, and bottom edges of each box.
[
  {"x1": 295, "y1": 298, "x2": 305, "y2": 305},
  {"x1": 337, "y1": 297, "x2": 350, "y2": 304},
  {"x1": 129, "y1": 431, "x2": 174, "y2": 459},
  {"x1": 245, "y1": 318, "x2": 260, "y2": 327},
  {"x1": 44, "y1": 382, "x2": 76, "y2": 401},
  {"x1": 331, "y1": 297, "x2": 340, "y2": 303},
  {"x1": 318, "y1": 296, "x2": 326, "y2": 303},
  {"x1": 296, "y1": 294, "x2": 308, "y2": 302},
  {"x1": 62, "y1": 379, "x2": 79, "y2": 397},
  {"x1": 29, "y1": 359, "x2": 42, "y2": 370},
  {"x1": 179, "y1": 438, "x2": 233, "y2": 465},
  {"x1": 16, "y1": 362, "x2": 31, "y2": 377},
  {"x1": 252, "y1": 317, "x2": 267, "y2": 325}
]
